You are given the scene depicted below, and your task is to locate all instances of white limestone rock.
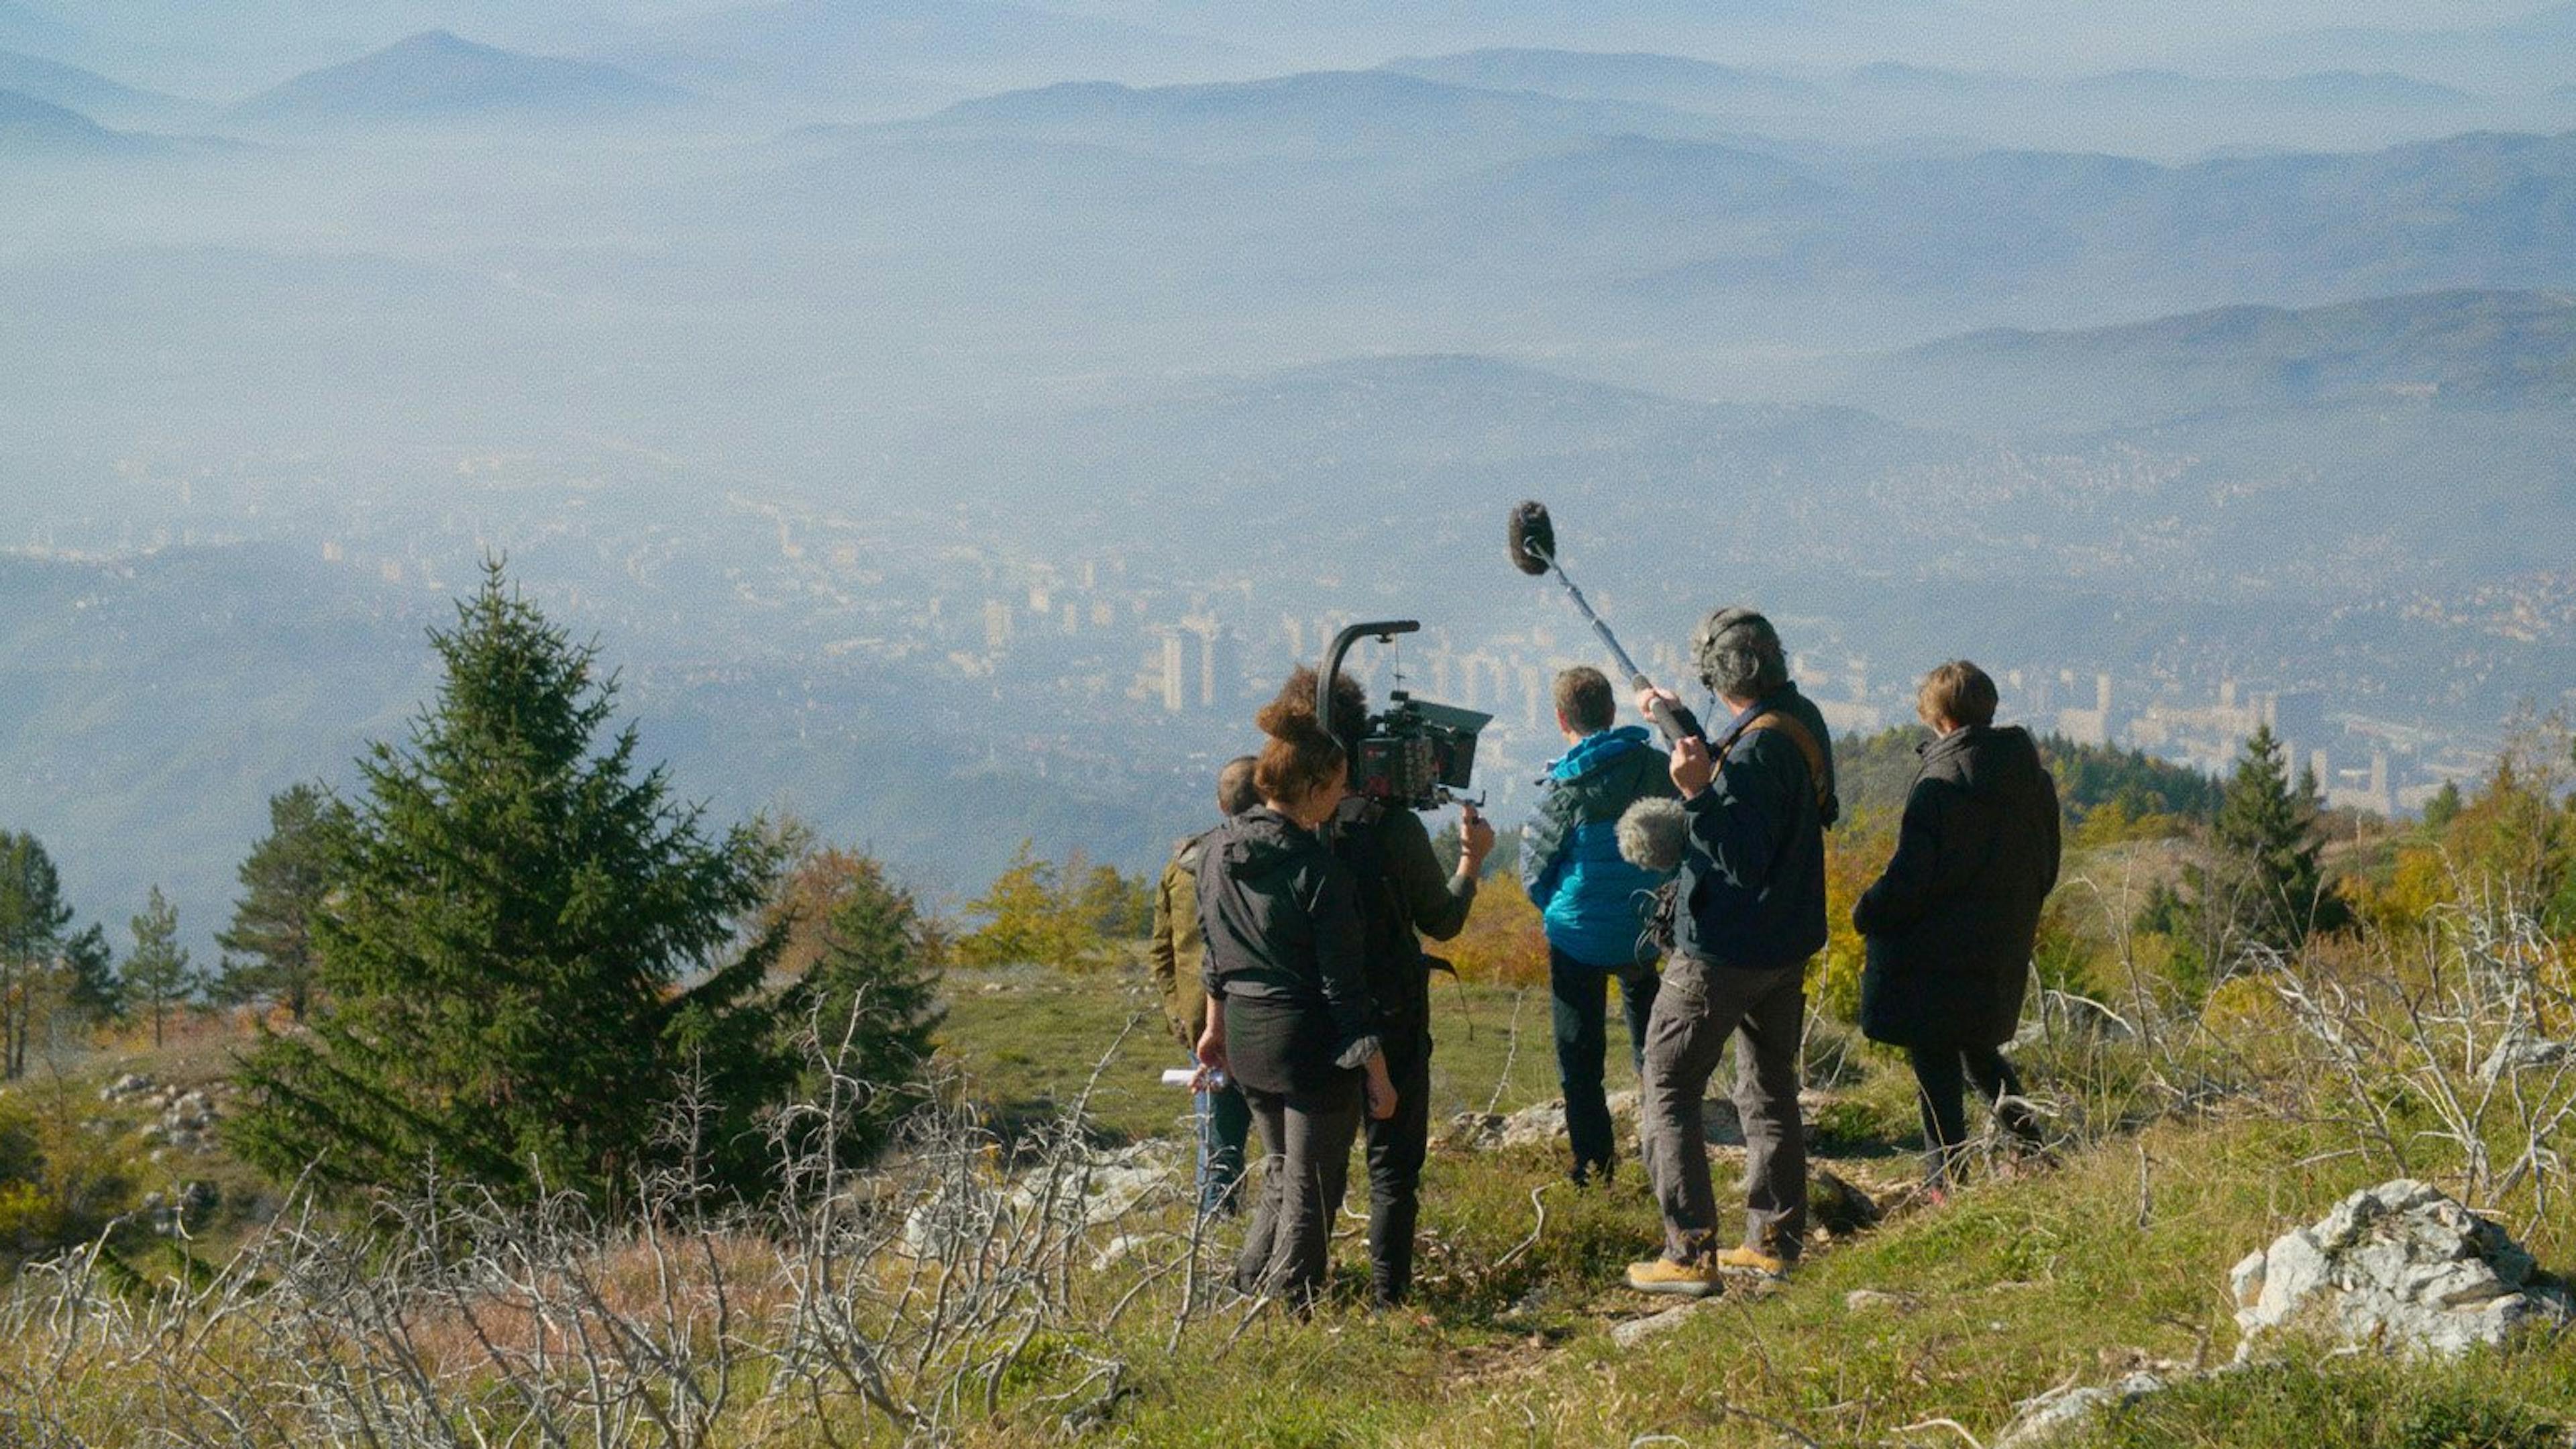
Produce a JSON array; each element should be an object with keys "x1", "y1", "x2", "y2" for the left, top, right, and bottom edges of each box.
[
  {"x1": 2229, "y1": 1179, "x2": 2569, "y2": 1359},
  {"x1": 1610, "y1": 1299, "x2": 1711, "y2": 1349},
  {"x1": 1996, "y1": 1373, "x2": 2170, "y2": 1448},
  {"x1": 898, "y1": 1143, "x2": 1175, "y2": 1260}
]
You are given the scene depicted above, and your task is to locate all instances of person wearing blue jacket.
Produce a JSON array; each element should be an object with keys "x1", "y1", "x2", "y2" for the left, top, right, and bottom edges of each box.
[{"x1": 1522, "y1": 666, "x2": 1678, "y2": 1186}]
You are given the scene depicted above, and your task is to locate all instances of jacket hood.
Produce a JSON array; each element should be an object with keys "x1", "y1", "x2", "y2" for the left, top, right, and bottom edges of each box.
[
  {"x1": 1219, "y1": 807, "x2": 1313, "y2": 880},
  {"x1": 1550, "y1": 724, "x2": 1656, "y2": 782},
  {"x1": 1924, "y1": 724, "x2": 2044, "y2": 790}
]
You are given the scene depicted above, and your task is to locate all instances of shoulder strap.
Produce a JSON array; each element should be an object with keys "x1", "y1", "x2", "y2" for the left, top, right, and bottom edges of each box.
[{"x1": 1727, "y1": 712, "x2": 1830, "y2": 812}]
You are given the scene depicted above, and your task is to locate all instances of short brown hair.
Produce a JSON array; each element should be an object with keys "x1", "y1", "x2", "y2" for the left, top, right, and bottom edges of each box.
[
  {"x1": 1553, "y1": 665, "x2": 1615, "y2": 733},
  {"x1": 1216, "y1": 755, "x2": 1260, "y2": 816},
  {"x1": 1917, "y1": 660, "x2": 1998, "y2": 729}
]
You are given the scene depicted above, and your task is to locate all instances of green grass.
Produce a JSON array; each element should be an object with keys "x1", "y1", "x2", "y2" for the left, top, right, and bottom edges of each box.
[
  {"x1": 934, "y1": 957, "x2": 1613, "y2": 1146},
  {"x1": 2086, "y1": 1356, "x2": 2573, "y2": 1449},
  {"x1": 13, "y1": 957, "x2": 2575, "y2": 1449},
  {"x1": 1024, "y1": 1110, "x2": 2576, "y2": 1447},
  {"x1": 807, "y1": 955, "x2": 2576, "y2": 1446}
]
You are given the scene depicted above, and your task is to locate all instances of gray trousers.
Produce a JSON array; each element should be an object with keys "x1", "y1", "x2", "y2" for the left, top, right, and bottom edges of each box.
[
  {"x1": 1234, "y1": 1077, "x2": 1360, "y2": 1307},
  {"x1": 1640, "y1": 954, "x2": 1808, "y2": 1262}
]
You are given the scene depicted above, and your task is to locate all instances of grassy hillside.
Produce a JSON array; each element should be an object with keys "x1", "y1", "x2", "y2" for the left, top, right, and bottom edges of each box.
[{"x1": 6, "y1": 753, "x2": 2572, "y2": 1446}]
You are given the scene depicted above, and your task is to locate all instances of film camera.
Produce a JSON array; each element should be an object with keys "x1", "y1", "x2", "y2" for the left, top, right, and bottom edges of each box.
[{"x1": 1318, "y1": 621, "x2": 1491, "y2": 812}]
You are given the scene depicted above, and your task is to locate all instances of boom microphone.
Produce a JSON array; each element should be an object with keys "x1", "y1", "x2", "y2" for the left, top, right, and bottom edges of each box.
[
  {"x1": 1506, "y1": 500, "x2": 1556, "y2": 576},
  {"x1": 1504, "y1": 499, "x2": 1705, "y2": 746}
]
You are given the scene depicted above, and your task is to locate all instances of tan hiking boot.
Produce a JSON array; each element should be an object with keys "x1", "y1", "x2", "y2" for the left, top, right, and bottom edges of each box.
[
  {"x1": 1712, "y1": 1244, "x2": 1791, "y2": 1280},
  {"x1": 1625, "y1": 1256, "x2": 1723, "y2": 1297}
]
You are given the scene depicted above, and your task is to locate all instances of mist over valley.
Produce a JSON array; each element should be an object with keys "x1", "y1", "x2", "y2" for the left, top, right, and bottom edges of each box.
[{"x1": 4, "y1": 0, "x2": 2573, "y2": 956}]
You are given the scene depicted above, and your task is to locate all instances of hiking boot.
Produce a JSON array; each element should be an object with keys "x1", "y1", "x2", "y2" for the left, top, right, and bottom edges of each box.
[
  {"x1": 1625, "y1": 1256, "x2": 1723, "y2": 1297},
  {"x1": 1711, "y1": 1244, "x2": 1791, "y2": 1281}
]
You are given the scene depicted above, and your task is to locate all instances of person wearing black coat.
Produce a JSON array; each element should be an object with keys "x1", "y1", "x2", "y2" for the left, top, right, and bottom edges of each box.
[
  {"x1": 1197, "y1": 699, "x2": 1398, "y2": 1307},
  {"x1": 1854, "y1": 660, "x2": 2060, "y2": 1193}
]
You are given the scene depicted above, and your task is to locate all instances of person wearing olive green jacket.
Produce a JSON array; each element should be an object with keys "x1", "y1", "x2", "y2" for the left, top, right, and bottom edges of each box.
[{"x1": 1150, "y1": 755, "x2": 1260, "y2": 1214}]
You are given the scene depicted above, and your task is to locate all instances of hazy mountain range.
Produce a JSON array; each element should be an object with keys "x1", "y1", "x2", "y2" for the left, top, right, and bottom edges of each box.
[
  {"x1": 227, "y1": 30, "x2": 698, "y2": 127},
  {"x1": 0, "y1": 48, "x2": 204, "y2": 129},
  {"x1": 3, "y1": 0, "x2": 2572, "y2": 955},
  {"x1": 0, "y1": 87, "x2": 171, "y2": 155}
]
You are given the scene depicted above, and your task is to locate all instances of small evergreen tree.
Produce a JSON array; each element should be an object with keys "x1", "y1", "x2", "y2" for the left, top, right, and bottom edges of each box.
[
  {"x1": 0, "y1": 833, "x2": 76, "y2": 1079},
  {"x1": 231, "y1": 562, "x2": 787, "y2": 1205},
  {"x1": 2422, "y1": 779, "x2": 2465, "y2": 833},
  {"x1": 2186, "y1": 725, "x2": 2346, "y2": 968},
  {"x1": 60, "y1": 924, "x2": 119, "y2": 1025},
  {"x1": 214, "y1": 783, "x2": 345, "y2": 1022},
  {"x1": 122, "y1": 886, "x2": 200, "y2": 1050},
  {"x1": 771, "y1": 847, "x2": 946, "y2": 1161}
]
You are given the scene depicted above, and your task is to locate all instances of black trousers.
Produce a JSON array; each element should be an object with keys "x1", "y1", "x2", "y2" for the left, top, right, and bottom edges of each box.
[
  {"x1": 1235, "y1": 1074, "x2": 1362, "y2": 1307},
  {"x1": 1358, "y1": 1027, "x2": 1433, "y2": 1306},
  {"x1": 1907, "y1": 1043, "x2": 2043, "y2": 1187},
  {"x1": 1549, "y1": 945, "x2": 1658, "y2": 1180}
]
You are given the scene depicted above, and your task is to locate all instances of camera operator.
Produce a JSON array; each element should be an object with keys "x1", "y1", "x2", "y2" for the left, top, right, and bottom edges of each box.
[
  {"x1": 1627, "y1": 607, "x2": 1838, "y2": 1295},
  {"x1": 1150, "y1": 754, "x2": 1261, "y2": 1216},
  {"x1": 1196, "y1": 696, "x2": 1398, "y2": 1307},
  {"x1": 1278, "y1": 665, "x2": 1492, "y2": 1309}
]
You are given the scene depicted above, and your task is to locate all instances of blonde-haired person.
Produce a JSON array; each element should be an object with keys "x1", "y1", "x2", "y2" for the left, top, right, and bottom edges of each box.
[
  {"x1": 1854, "y1": 660, "x2": 2061, "y2": 1199},
  {"x1": 1195, "y1": 694, "x2": 1397, "y2": 1307}
]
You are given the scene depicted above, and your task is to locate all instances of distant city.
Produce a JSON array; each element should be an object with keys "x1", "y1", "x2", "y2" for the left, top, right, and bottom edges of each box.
[{"x1": 203, "y1": 473, "x2": 2501, "y2": 826}]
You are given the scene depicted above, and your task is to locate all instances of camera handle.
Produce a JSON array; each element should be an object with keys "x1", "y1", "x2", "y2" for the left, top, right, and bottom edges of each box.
[{"x1": 1318, "y1": 619, "x2": 1420, "y2": 745}]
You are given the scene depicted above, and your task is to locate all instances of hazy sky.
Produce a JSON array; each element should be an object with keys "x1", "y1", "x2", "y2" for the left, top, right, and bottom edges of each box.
[{"x1": 28, "y1": 0, "x2": 2572, "y2": 99}]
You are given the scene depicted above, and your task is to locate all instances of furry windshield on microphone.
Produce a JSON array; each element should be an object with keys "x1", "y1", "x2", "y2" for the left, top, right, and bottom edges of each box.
[
  {"x1": 1616, "y1": 796, "x2": 1688, "y2": 874},
  {"x1": 1506, "y1": 500, "x2": 1556, "y2": 576}
]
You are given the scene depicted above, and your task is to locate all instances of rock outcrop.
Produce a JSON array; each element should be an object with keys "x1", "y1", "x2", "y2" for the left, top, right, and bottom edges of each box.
[
  {"x1": 2230, "y1": 1178, "x2": 2569, "y2": 1358},
  {"x1": 898, "y1": 1143, "x2": 1175, "y2": 1259}
]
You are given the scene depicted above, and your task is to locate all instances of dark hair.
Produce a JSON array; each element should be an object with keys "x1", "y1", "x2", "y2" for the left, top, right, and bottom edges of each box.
[
  {"x1": 1271, "y1": 664, "x2": 1368, "y2": 761},
  {"x1": 1690, "y1": 606, "x2": 1789, "y2": 699},
  {"x1": 1252, "y1": 690, "x2": 1346, "y2": 806},
  {"x1": 1917, "y1": 659, "x2": 1998, "y2": 729},
  {"x1": 1553, "y1": 665, "x2": 1615, "y2": 734},
  {"x1": 1216, "y1": 755, "x2": 1261, "y2": 816}
]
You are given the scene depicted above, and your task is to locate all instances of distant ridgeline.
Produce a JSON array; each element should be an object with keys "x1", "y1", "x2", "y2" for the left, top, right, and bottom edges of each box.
[{"x1": 1836, "y1": 725, "x2": 2223, "y2": 826}]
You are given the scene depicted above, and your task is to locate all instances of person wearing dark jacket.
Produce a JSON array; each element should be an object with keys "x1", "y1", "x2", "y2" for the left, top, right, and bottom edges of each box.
[
  {"x1": 1296, "y1": 666, "x2": 1489, "y2": 1307},
  {"x1": 1523, "y1": 665, "x2": 1678, "y2": 1185},
  {"x1": 1628, "y1": 607, "x2": 1836, "y2": 1295},
  {"x1": 1149, "y1": 755, "x2": 1261, "y2": 1216},
  {"x1": 1197, "y1": 696, "x2": 1397, "y2": 1307},
  {"x1": 1855, "y1": 660, "x2": 2059, "y2": 1193}
]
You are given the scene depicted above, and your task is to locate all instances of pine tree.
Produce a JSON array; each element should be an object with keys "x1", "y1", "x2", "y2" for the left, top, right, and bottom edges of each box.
[
  {"x1": 2191, "y1": 724, "x2": 2345, "y2": 964},
  {"x1": 214, "y1": 784, "x2": 345, "y2": 1022},
  {"x1": 0, "y1": 833, "x2": 76, "y2": 1079},
  {"x1": 2422, "y1": 779, "x2": 2465, "y2": 833},
  {"x1": 231, "y1": 562, "x2": 787, "y2": 1205},
  {"x1": 771, "y1": 847, "x2": 946, "y2": 1161},
  {"x1": 60, "y1": 924, "x2": 120, "y2": 1025},
  {"x1": 122, "y1": 886, "x2": 199, "y2": 1050}
]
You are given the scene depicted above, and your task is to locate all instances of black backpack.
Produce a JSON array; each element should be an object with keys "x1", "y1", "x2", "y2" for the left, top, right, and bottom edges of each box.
[{"x1": 1326, "y1": 798, "x2": 1434, "y2": 1032}]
